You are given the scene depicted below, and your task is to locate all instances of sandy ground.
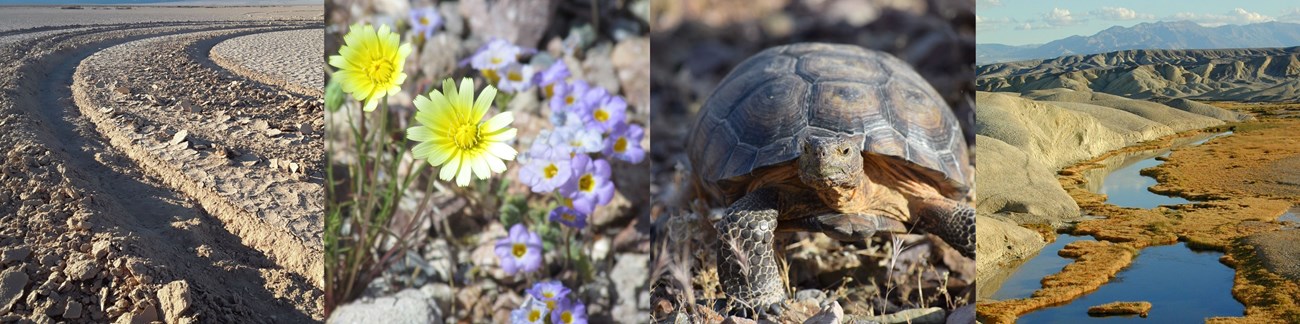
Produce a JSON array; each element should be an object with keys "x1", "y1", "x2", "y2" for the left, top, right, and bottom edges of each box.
[
  {"x1": 0, "y1": 6, "x2": 323, "y2": 323},
  {"x1": 212, "y1": 29, "x2": 324, "y2": 97}
]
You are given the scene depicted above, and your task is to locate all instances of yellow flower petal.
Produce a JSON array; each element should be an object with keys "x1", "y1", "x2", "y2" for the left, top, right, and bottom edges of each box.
[
  {"x1": 485, "y1": 154, "x2": 507, "y2": 173},
  {"x1": 481, "y1": 111, "x2": 513, "y2": 133},
  {"x1": 483, "y1": 127, "x2": 517, "y2": 142},
  {"x1": 407, "y1": 127, "x2": 435, "y2": 142},
  {"x1": 455, "y1": 156, "x2": 473, "y2": 186},
  {"x1": 469, "y1": 155, "x2": 490, "y2": 180},
  {"x1": 439, "y1": 153, "x2": 460, "y2": 181},
  {"x1": 410, "y1": 141, "x2": 436, "y2": 159},
  {"x1": 471, "y1": 85, "x2": 496, "y2": 122},
  {"x1": 457, "y1": 78, "x2": 474, "y2": 120},
  {"x1": 485, "y1": 142, "x2": 517, "y2": 160}
]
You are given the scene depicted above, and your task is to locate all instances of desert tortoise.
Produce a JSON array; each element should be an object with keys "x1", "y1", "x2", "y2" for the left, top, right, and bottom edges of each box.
[{"x1": 686, "y1": 43, "x2": 974, "y2": 316}]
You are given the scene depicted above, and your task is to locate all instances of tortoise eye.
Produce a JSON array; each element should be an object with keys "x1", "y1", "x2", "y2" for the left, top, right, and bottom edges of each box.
[{"x1": 840, "y1": 147, "x2": 850, "y2": 155}]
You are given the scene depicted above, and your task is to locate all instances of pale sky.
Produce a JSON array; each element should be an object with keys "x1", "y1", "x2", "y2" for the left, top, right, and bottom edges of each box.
[{"x1": 977, "y1": 0, "x2": 1300, "y2": 45}]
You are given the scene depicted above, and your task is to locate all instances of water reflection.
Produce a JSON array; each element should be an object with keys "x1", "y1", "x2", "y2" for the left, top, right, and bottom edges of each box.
[
  {"x1": 1081, "y1": 132, "x2": 1232, "y2": 208},
  {"x1": 989, "y1": 234, "x2": 1088, "y2": 300}
]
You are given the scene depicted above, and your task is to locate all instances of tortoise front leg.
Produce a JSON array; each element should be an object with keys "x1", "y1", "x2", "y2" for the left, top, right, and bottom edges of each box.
[
  {"x1": 913, "y1": 197, "x2": 976, "y2": 258},
  {"x1": 715, "y1": 187, "x2": 786, "y2": 317}
]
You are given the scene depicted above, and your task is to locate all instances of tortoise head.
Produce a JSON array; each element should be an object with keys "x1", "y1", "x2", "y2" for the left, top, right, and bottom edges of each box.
[{"x1": 798, "y1": 134, "x2": 865, "y2": 194}]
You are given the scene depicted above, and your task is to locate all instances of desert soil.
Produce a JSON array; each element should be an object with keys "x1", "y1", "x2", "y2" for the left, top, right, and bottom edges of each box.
[{"x1": 0, "y1": 5, "x2": 324, "y2": 323}]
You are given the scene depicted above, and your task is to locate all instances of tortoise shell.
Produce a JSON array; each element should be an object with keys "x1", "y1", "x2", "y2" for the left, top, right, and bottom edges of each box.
[{"x1": 687, "y1": 43, "x2": 970, "y2": 204}]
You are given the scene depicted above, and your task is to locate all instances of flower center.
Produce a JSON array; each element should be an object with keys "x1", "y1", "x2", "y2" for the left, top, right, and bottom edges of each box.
[
  {"x1": 564, "y1": 95, "x2": 575, "y2": 106},
  {"x1": 508, "y1": 70, "x2": 524, "y2": 82},
  {"x1": 614, "y1": 137, "x2": 628, "y2": 153},
  {"x1": 543, "y1": 163, "x2": 559, "y2": 179},
  {"x1": 593, "y1": 108, "x2": 609, "y2": 122},
  {"x1": 544, "y1": 84, "x2": 555, "y2": 98},
  {"x1": 561, "y1": 311, "x2": 573, "y2": 323},
  {"x1": 490, "y1": 56, "x2": 503, "y2": 65},
  {"x1": 482, "y1": 69, "x2": 500, "y2": 84},
  {"x1": 545, "y1": 300, "x2": 557, "y2": 310},
  {"x1": 512, "y1": 243, "x2": 527, "y2": 258},
  {"x1": 578, "y1": 174, "x2": 594, "y2": 192},
  {"x1": 529, "y1": 309, "x2": 543, "y2": 322},
  {"x1": 364, "y1": 58, "x2": 394, "y2": 85},
  {"x1": 452, "y1": 123, "x2": 480, "y2": 150},
  {"x1": 562, "y1": 213, "x2": 576, "y2": 222},
  {"x1": 419, "y1": 17, "x2": 429, "y2": 26}
]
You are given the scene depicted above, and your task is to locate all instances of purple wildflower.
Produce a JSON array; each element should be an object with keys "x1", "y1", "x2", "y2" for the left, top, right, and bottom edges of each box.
[
  {"x1": 519, "y1": 145, "x2": 572, "y2": 193},
  {"x1": 603, "y1": 122, "x2": 645, "y2": 164},
  {"x1": 526, "y1": 280, "x2": 572, "y2": 310},
  {"x1": 470, "y1": 39, "x2": 521, "y2": 71},
  {"x1": 551, "y1": 298, "x2": 589, "y2": 324},
  {"x1": 510, "y1": 297, "x2": 549, "y2": 324},
  {"x1": 586, "y1": 94, "x2": 627, "y2": 132},
  {"x1": 561, "y1": 155, "x2": 614, "y2": 215},
  {"x1": 549, "y1": 206, "x2": 588, "y2": 230},
  {"x1": 494, "y1": 223, "x2": 542, "y2": 275},
  {"x1": 498, "y1": 62, "x2": 537, "y2": 93},
  {"x1": 408, "y1": 7, "x2": 442, "y2": 39},
  {"x1": 534, "y1": 61, "x2": 571, "y2": 98}
]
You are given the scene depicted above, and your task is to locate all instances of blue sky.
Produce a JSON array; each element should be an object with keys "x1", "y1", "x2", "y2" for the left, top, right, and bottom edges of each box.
[{"x1": 978, "y1": 0, "x2": 1300, "y2": 45}]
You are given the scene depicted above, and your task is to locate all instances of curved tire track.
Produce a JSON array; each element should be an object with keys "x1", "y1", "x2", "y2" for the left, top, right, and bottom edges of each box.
[{"x1": 2, "y1": 20, "x2": 322, "y2": 322}]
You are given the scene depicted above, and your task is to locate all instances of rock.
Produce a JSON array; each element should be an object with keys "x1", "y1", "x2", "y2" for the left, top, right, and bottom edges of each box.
[
  {"x1": 976, "y1": 214, "x2": 1047, "y2": 297},
  {"x1": 1020, "y1": 90, "x2": 1222, "y2": 133},
  {"x1": 976, "y1": 92, "x2": 1126, "y2": 170},
  {"x1": 0, "y1": 268, "x2": 29, "y2": 315},
  {"x1": 1087, "y1": 301, "x2": 1151, "y2": 317},
  {"x1": 328, "y1": 288, "x2": 442, "y2": 324},
  {"x1": 113, "y1": 86, "x2": 130, "y2": 95},
  {"x1": 582, "y1": 43, "x2": 621, "y2": 94},
  {"x1": 611, "y1": 37, "x2": 650, "y2": 114},
  {"x1": 65, "y1": 259, "x2": 99, "y2": 281},
  {"x1": 298, "y1": 122, "x2": 313, "y2": 136},
  {"x1": 169, "y1": 130, "x2": 188, "y2": 146},
  {"x1": 230, "y1": 100, "x2": 241, "y2": 107},
  {"x1": 859, "y1": 307, "x2": 946, "y2": 324},
  {"x1": 157, "y1": 280, "x2": 191, "y2": 323},
  {"x1": 265, "y1": 128, "x2": 283, "y2": 137},
  {"x1": 122, "y1": 303, "x2": 159, "y2": 324},
  {"x1": 63, "y1": 300, "x2": 83, "y2": 319},
  {"x1": 946, "y1": 304, "x2": 975, "y2": 324},
  {"x1": 459, "y1": 0, "x2": 557, "y2": 47},
  {"x1": 974, "y1": 135, "x2": 1079, "y2": 219},
  {"x1": 289, "y1": 162, "x2": 300, "y2": 174},
  {"x1": 804, "y1": 300, "x2": 843, "y2": 324},
  {"x1": 720, "y1": 316, "x2": 756, "y2": 324},
  {"x1": 91, "y1": 241, "x2": 112, "y2": 260},
  {"x1": 610, "y1": 253, "x2": 649, "y2": 320},
  {"x1": 2, "y1": 246, "x2": 31, "y2": 265}
]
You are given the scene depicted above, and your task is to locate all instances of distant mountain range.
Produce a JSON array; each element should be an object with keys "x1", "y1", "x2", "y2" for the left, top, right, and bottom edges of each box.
[
  {"x1": 975, "y1": 47, "x2": 1300, "y2": 102},
  {"x1": 977, "y1": 21, "x2": 1300, "y2": 65}
]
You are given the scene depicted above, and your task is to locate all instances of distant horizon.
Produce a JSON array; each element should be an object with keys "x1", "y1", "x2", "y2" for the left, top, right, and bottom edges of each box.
[
  {"x1": 978, "y1": 20, "x2": 1300, "y2": 46},
  {"x1": 978, "y1": 0, "x2": 1300, "y2": 45}
]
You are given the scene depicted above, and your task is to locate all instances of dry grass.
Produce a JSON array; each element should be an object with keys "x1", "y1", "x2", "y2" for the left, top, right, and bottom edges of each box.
[{"x1": 1087, "y1": 301, "x2": 1151, "y2": 317}]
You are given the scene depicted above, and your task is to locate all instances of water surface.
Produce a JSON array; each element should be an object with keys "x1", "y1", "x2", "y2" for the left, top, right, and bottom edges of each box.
[
  {"x1": 1083, "y1": 132, "x2": 1232, "y2": 208},
  {"x1": 991, "y1": 234, "x2": 1088, "y2": 300},
  {"x1": 1017, "y1": 243, "x2": 1243, "y2": 323}
]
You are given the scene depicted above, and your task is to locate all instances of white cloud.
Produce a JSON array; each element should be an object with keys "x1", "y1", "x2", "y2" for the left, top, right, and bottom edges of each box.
[
  {"x1": 1280, "y1": 8, "x2": 1300, "y2": 23},
  {"x1": 977, "y1": 15, "x2": 1015, "y2": 31},
  {"x1": 1043, "y1": 8, "x2": 1079, "y2": 27},
  {"x1": 1168, "y1": 8, "x2": 1274, "y2": 26},
  {"x1": 978, "y1": 0, "x2": 1003, "y2": 7},
  {"x1": 1016, "y1": 23, "x2": 1034, "y2": 30},
  {"x1": 1090, "y1": 7, "x2": 1154, "y2": 21}
]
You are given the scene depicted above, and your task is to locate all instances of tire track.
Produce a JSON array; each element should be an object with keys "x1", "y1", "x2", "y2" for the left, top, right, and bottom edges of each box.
[{"x1": 1, "y1": 20, "x2": 321, "y2": 322}]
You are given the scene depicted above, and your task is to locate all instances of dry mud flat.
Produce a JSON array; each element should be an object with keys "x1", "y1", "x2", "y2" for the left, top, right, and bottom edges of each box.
[{"x1": 0, "y1": 6, "x2": 323, "y2": 323}]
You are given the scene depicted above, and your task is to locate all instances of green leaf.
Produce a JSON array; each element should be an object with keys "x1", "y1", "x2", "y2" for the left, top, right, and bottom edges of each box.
[{"x1": 325, "y1": 77, "x2": 346, "y2": 112}]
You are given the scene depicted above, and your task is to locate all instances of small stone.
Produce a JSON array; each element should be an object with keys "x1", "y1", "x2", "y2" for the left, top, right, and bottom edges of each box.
[
  {"x1": 265, "y1": 129, "x2": 283, "y2": 137},
  {"x1": 113, "y1": 86, "x2": 129, "y2": 95},
  {"x1": 0, "y1": 268, "x2": 28, "y2": 316},
  {"x1": 63, "y1": 300, "x2": 82, "y2": 319},
  {"x1": 169, "y1": 130, "x2": 188, "y2": 146},
  {"x1": 289, "y1": 163, "x2": 300, "y2": 174},
  {"x1": 298, "y1": 122, "x2": 313, "y2": 135},
  {"x1": 2, "y1": 246, "x2": 31, "y2": 265},
  {"x1": 91, "y1": 241, "x2": 111, "y2": 260},
  {"x1": 65, "y1": 259, "x2": 99, "y2": 281},
  {"x1": 157, "y1": 280, "x2": 191, "y2": 323},
  {"x1": 230, "y1": 100, "x2": 241, "y2": 107}
]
